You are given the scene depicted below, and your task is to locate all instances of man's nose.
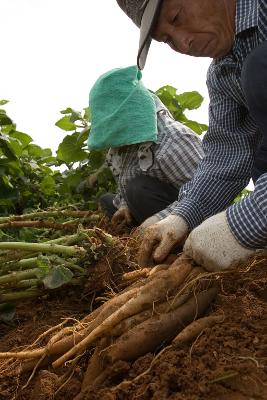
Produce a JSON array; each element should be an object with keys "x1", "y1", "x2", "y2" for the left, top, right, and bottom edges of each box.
[{"x1": 170, "y1": 31, "x2": 193, "y2": 54}]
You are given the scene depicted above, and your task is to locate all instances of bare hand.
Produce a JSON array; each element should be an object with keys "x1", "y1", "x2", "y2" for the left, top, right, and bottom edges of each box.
[{"x1": 111, "y1": 207, "x2": 132, "y2": 227}]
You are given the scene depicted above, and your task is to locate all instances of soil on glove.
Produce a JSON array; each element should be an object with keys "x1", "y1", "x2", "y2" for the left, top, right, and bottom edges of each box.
[{"x1": 0, "y1": 251, "x2": 266, "y2": 400}]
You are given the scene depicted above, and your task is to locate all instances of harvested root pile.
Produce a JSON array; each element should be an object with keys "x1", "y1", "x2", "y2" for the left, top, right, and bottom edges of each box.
[
  {"x1": 0, "y1": 256, "x2": 219, "y2": 397},
  {"x1": 0, "y1": 207, "x2": 126, "y2": 306},
  {"x1": 79, "y1": 254, "x2": 267, "y2": 400}
]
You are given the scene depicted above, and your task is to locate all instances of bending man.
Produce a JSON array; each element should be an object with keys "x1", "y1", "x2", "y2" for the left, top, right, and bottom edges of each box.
[{"x1": 116, "y1": 0, "x2": 267, "y2": 270}]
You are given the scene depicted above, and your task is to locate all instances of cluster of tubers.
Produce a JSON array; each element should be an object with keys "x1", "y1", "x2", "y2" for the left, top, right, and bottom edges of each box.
[{"x1": 0, "y1": 255, "x2": 222, "y2": 396}]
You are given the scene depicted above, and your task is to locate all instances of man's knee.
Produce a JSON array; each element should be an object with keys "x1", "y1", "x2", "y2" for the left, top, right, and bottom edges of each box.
[
  {"x1": 125, "y1": 175, "x2": 149, "y2": 206},
  {"x1": 98, "y1": 193, "x2": 117, "y2": 219}
]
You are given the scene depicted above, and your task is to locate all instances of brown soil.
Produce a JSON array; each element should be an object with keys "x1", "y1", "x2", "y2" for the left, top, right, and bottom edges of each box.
[{"x1": 0, "y1": 252, "x2": 266, "y2": 400}]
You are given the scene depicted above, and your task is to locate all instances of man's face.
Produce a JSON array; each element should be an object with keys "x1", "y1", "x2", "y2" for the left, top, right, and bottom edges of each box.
[{"x1": 153, "y1": 0, "x2": 236, "y2": 58}]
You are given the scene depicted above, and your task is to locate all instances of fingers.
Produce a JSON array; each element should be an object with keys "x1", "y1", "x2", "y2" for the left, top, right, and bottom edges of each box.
[
  {"x1": 111, "y1": 212, "x2": 124, "y2": 226},
  {"x1": 111, "y1": 209, "x2": 132, "y2": 227},
  {"x1": 153, "y1": 233, "x2": 179, "y2": 263},
  {"x1": 138, "y1": 227, "x2": 161, "y2": 267},
  {"x1": 183, "y1": 234, "x2": 193, "y2": 258},
  {"x1": 124, "y1": 209, "x2": 132, "y2": 225}
]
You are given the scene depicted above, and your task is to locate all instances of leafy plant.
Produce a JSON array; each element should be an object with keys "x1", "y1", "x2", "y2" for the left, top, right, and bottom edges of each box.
[
  {"x1": 54, "y1": 106, "x2": 116, "y2": 208},
  {"x1": 156, "y1": 85, "x2": 208, "y2": 134},
  {"x1": 0, "y1": 86, "x2": 208, "y2": 216},
  {"x1": 0, "y1": 101, "x2": 58, "y2": 214}
]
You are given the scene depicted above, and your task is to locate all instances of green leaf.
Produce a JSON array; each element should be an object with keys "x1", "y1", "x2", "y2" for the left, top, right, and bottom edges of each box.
[
  {"x1": 69, "y1": 110, "x2": 82, "y2": 123},
  {"x1": 0, "y1": 100, "x2": 9, "y2": 106},
  {"x1": 55, "y1": 116, "x2": 76, "y2": 131},
  {"x1": 0, "y1": 134, "x2": 17, "y2": 160},
  {"x1": 6, "y1": 137, "x2": 23, "y2": 157},
  {"x1": 57, "y1": 133, "x2": 88, "y2": 163},
  {"x1": 25, "y1": 144, "x2": 45, "y2": 159},
  {"x1": 0, "y1": 177, "x2": 19, "y2": 201},
  {"x1": 43, "y1": 266, "x2": 73, "y2": 289},
  {"x1": 1, "y1": 123, "x2": 17, "y2": 134},
  {"x1": 183, "y1": 119, "x2": 208, "y2": 135},
  {"x1": 83, "y1": 107, "x2": 91, "y2": 122},
  {"x1": 58, "y1": 170, "x2": 83, "y2": 192},
  {"x1": 176, "y1": 91, "x2": 204, "y2": 110},
  {"x1": 9, "y1": 131, "x2": 33, "y2": 148},
  {"x1": 0, "y1": 159, "x2": 21, "y2": 174},
  {"x1": 40, "y1": 176, "x2": 56, "y2": 196},
  {"x1": 156, "y1": 85, "x2": 177, "y2": 97},
  {"x1": 0, "y1": 113, "x2": 13, "y2": 126},
  {"x1": 39, "y1": 156, "x2": 58, "y2": 165},
  {"x1": 41, "y1": 148, "x2": 53, "y2": 157},
  {"x1": 156, "y1": 85, "x2": 178, "y2": 110},
  {"x1": 77, "y1": 128, "x2": 90, "y2": 144},
  {"x1": 60, "y1": 107, "x2": 74, "y2": 115},
  {"x1": 88, "y1": 150, "x2": 106, "y2": 169}
]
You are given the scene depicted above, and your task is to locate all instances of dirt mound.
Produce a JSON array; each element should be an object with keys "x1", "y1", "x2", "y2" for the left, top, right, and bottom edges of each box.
[
  {"x1": 77, "y1": 255, "x2": 267, "y2": 400},
  {"x1": 0, "y1": 253, "x2": 266, "y2": 400}
]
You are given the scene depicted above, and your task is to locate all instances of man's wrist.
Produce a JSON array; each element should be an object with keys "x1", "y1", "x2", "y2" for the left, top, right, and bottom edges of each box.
[{"x1": 172, "y1": 198, "x2": 205, "y2": 230}]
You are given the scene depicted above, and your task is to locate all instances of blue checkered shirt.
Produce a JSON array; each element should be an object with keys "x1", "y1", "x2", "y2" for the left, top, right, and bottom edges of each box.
[
  {"x1": 159, "y1": 0, "x2": 267, "y2": 249},
  {"x1": 106, "y1": 96, "x2": 204, "y2": 210}
]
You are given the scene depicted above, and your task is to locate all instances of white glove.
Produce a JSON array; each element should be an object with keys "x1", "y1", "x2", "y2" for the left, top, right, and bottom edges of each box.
[
  {"x1": 140, "y1": 215, "x2": 160, "y2": 229},
  {"x1": 138, "y1": 215, "x2": 189, "y2": 266},
  {"x1": 183, "y1": 211, "x2": 255, "y2": 271},
  {"x1": 111, "y1": 207, "x2": 132, "y2": 227}
]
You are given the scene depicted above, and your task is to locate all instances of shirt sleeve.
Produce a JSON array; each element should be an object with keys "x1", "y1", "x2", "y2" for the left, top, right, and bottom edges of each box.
[
  {"x1": 227, "y1": 173, "x2": 267, "y2": 249},
  {"x1": 157, "y1": 67, "x2": 262, "y2": 229}
]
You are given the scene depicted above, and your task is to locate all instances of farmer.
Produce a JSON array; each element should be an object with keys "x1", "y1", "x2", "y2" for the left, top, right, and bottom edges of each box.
[
  {"x1": 116, "y1": 0, "x2": 267, "y2": 271},
  {"x1": 88, "y1": 66, "x2": 204, "y2": 228}
]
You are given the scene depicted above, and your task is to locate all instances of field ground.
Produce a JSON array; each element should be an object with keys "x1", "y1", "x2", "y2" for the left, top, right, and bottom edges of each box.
[{"x1": 0, "y1": 232, "x2": 266, "y2": 400}]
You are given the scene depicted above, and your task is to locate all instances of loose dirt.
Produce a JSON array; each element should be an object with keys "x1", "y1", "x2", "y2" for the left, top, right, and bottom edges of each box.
[{"x1": 0, "y1": 251, "x2": 266, "y2": 400}]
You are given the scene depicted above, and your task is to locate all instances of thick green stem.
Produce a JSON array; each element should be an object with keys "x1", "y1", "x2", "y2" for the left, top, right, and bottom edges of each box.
[
  {"x1": 44, "y1": 233, "x2": 85, "y2": 245},
  {"x1": 0, "y1": 269, "x2": 39, "y2": 285},
  {"x1": 6, "y1": 257, "x2": 39, "y2": 271},
  {"x1": 0, "y1": 233, "x2": 89, "y2": 265},
  {"x1": 0, "y1": 242, "x2": 86, "y2": 257},
  {"x1": 16, "y1": 279, "x2": 41, "y2": 289},
  {"x1": 0, "y1": 289, "x2": 42, "y2": 303},
  {"x1": 0, "y1": 210, "x2": 100, "y2": 223}
]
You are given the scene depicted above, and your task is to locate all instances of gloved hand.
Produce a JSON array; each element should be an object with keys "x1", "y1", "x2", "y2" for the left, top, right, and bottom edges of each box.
[
  {"x1": 138, "y1": 215, "x2": 189, "y2": 266},
  {"x1": 111, "y1": 207, "x2": 132, "y2": 227},
  {"x1": 140, "y1": 214, "x2": 160, "y2": 229},
  {"x1": 183, "y1": 211, "x2": 255, "y2": 271}
]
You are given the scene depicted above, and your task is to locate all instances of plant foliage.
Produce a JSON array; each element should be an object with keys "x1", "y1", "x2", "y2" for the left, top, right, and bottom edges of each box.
[{"x1": 0, "y1": 86, "x2": 211, "y2": 216}]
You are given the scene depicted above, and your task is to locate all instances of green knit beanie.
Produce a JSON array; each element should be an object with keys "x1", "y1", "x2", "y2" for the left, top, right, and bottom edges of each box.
[{"x1": 87, "y1": 65, "x2": 157, "y2": 150}]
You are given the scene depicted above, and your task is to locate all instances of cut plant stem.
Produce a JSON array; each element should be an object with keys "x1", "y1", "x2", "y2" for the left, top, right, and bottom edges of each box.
[
  {"x1": 0, "y1": 289, "x2": 42, "y2": 303},
  {"x1": 0, "y1": 233, "x2": 89, "y2": 265},
  {"x1": 1, "y1": 256, "x2": 84, "y2": 275},
  {"x1": 0, "y1": 221, "x2": 79, "y2": 232},
  {"x1": 0, "y1": 242, "x2": 87, "y2": 257},
  {"x1": 0, "y1": 210, "x2": 100, "y2": 224},
  {"x1": 15, "y1": 279, "x2": 41, "y2": 289},
  {"x1": 0, "y1": 268, "x2": 40, "y2": 285}
]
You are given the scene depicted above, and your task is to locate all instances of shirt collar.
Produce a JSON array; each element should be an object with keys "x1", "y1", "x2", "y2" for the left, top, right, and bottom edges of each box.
[{"x1": 235, "y1": 0, "x2": 258, "y2": 35}]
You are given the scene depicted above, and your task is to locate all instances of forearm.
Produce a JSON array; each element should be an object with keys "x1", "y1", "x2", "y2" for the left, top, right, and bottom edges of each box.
[
  {"x1": 227, "y1": 173, "x2": 267, "y2": 249},
  {"x1": 155, "y1": 170, "x2": 250, "y2": 229}
]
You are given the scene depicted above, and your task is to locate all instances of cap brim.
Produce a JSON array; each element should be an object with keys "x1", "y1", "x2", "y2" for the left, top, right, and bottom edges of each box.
[{"x1": 137, "y1": 0, "x2": 162, "y2": 70}]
